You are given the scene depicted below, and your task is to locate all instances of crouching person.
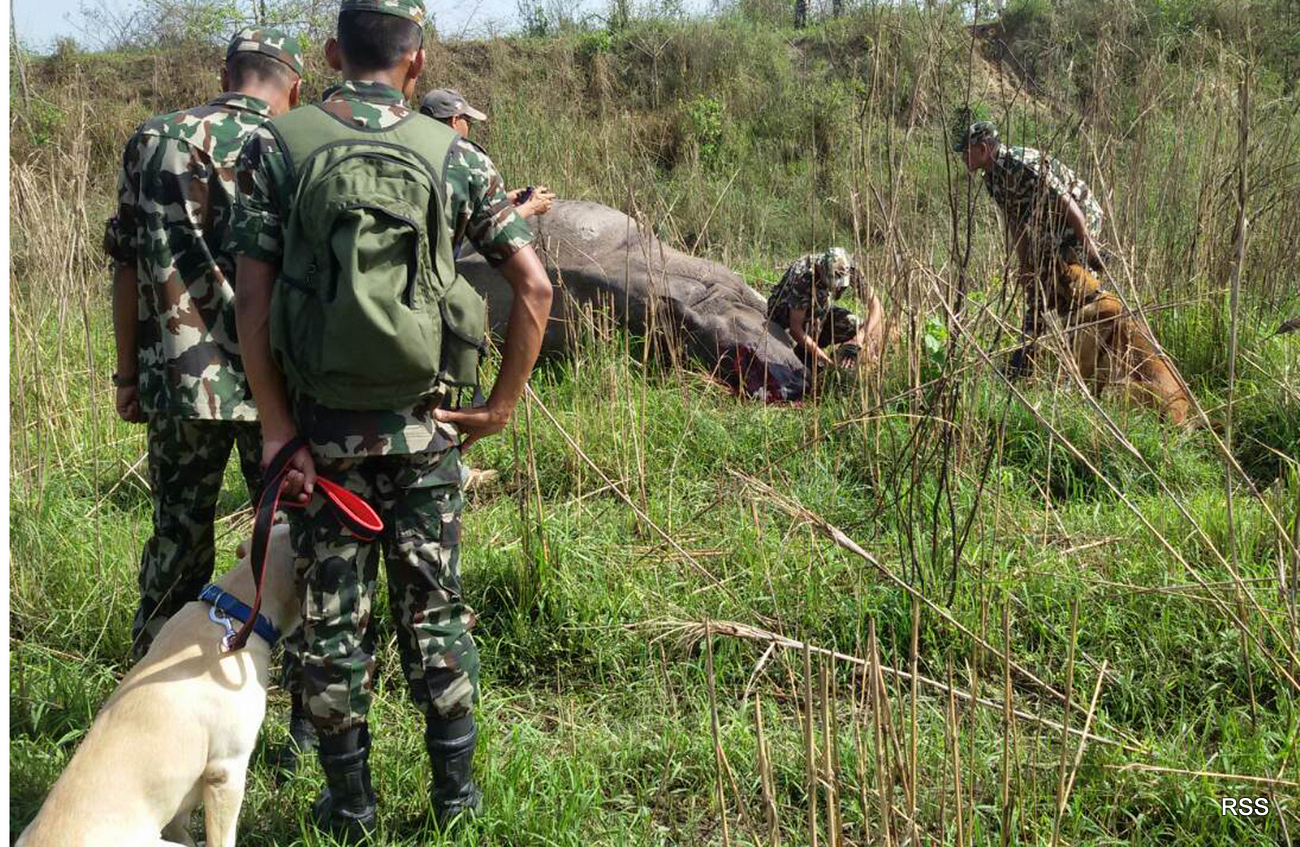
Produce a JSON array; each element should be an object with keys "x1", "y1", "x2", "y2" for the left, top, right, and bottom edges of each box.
[
  {"x1": 231, "y1": 0, "x2": 552, "y2": 837},
  {"x1": 768, "y1": 248, "x2": 883, "y2": 373}
]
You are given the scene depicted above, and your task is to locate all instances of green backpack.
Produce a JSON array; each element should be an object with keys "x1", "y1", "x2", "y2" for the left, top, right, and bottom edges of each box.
[{"x1": 265, "y1": 104, "x2": 486, "y2": 410}]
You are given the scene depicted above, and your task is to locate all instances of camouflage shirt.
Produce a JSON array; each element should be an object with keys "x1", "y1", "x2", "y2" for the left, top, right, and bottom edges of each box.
[
  {"x1": 983, "y1": 146, "x2": 1104, "y2": 255},
  {"x1": 766, "y1": 255, "x2": 835, "y2": 331},
  {"x1": 231, "y1": 80, "x2": 534, "y2": 457},
  {"x1": 104, "y1": 93, "x2": 274, "y2": 421}
]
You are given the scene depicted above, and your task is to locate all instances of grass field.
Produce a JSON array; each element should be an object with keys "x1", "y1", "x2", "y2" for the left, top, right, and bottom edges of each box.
[{"x1": 9, "y1": 1, "x2": 1300, "y2": 844}]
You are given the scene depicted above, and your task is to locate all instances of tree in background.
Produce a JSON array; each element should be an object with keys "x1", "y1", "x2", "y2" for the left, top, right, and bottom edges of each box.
[{"x1": 71, "y1": 0, "x2": 359, "y2": 51}]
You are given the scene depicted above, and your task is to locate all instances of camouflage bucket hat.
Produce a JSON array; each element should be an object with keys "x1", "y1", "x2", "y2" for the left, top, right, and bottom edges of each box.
[
  {"x1": 340, "y1": 0, "x2": 426, "y2": 25},
  {"x1": 953, "y1": 120, "x2": 998, "y2": 153},
  {"x1": 820, "y1": 247, "x2": 853, "y2": 293},
  {"x1": 226, "y1": 27, "x2": 305, "y2": 77}
]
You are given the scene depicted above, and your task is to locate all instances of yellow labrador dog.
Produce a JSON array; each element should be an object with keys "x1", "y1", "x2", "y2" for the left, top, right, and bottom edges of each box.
[{"x1": 17, "y1": 524, "x2": 299, "y2": 847}]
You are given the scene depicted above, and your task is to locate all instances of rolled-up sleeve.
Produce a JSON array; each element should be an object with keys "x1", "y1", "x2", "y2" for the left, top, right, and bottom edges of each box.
[
  {"x1": 103, "y1": 132, "x2": 142, "y2": 264},
  {"x1": 445, "y1": 139, "x2": 534, "y2": 267}
]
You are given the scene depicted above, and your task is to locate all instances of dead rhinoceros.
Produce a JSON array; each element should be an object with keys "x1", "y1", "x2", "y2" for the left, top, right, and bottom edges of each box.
[{"x1": 456, "y1": 199, "x2": 810, "y2": 402}]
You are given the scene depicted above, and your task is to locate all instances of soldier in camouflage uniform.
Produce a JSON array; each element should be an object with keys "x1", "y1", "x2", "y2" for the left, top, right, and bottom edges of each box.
[
  {"x1": 104, "y1": 28, "x2": 303, "y2": 661},
  {"x1": 419, "y1": 87, "x2": 557, "y2": 221},
  {"x1": 954, "y1": 120, "x2": 1106, "y2": 376},
  {"x1": 768, "y1": 247, "x2": 870, "y2": 370},
  {"x1": 955, "y1": 120, "x2": 1192, "y2": 422},
  {"x1": 231, "y1": 0, "x2": 553, "y2": 837}
]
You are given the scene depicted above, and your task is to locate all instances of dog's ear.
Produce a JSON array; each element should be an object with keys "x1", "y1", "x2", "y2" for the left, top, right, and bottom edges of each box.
[{"x1": 236, "y1": 539, "x2": 250, "y2": 560}]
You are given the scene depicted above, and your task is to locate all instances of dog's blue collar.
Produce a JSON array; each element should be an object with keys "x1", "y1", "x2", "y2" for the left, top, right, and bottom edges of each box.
[{"x1": 199, "y1": 584, "x2": 281, "y2": 646}]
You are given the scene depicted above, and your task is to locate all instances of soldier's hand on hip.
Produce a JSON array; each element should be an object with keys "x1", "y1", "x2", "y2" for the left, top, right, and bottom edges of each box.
[
  {"x1": 115, "y1": 385, "x2": 145, "y2": 423},
  {"x1": 434, "y1": 405, "x2": 509, "y2": 452}
]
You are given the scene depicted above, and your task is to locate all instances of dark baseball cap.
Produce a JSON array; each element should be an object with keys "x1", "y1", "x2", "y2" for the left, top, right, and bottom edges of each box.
[{"x1": 419, "y1": 88, "x2": 486, "y2": 121}]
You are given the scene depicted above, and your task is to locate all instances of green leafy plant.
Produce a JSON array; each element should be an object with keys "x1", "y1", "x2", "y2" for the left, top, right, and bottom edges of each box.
[
  {"x1": 685, "y1": 94, "x2": 725, "y2": 169},
  {"x1": 920, "y1": 313, "x2": 949, "y2": 383}
]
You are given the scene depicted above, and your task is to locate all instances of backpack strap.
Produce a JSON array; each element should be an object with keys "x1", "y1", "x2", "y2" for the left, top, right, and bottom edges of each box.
[
  {"x1": 260, "y1": 117, "x2": 297, "y2": 191},
  {"x1": 397, "y1": 116, "x2": 459, "y2": 277},
  {"x1": 266, "y1": 105, "x2": 459, "y2": 280},
  {"x1": 373, "y1": 116, "x2": 465, "y2": 316}
]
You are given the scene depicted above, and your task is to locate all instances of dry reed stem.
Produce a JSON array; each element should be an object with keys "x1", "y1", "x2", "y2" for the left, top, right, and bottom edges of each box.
[
  {"x1": 704, "y1": 620, "x2": 733, "y2": 847},
  {"x1": 1050, "y1": 600, "x2": 1080, "y2": 847},
  {"x1": 854, "y1": 665, "x2": 872, "y2": 842},
  {"x1": 523, "y1": 390, "x2": 550, "y2": 566},
  {"x1": 804, "y1": 640, "x2": 819, "y2": 847},
  {"x1": 638, "y1": 618, "x2": 1143, "y2": 751},
  {"x1": 754, "y1": 691, "x2": 780, "y2": 847},
  {"x1": 868, "y1": 622, "x2": 893, "y2": 847},
  {"x1": 1000, "y1": 597, "x2": 1015, "y2": 847},
  {"x1": 820, "y1": 657, "x2": 840, "y2": 847},
  {"x1": 969, "y1": 598, "x2": 987, "y2": 827},
  {"x1": 909, "y1": 597, "x2": 921, "y2": 847},
  {"x1": 873, "y1": 638, "x2": 909, "y2": 833},
  {"x1": 1061, "y1": 659, "x2": 1109, "y2": 819},
  {"x1": 718, "y1": 704, "x2": 765, "y2": 844},
  {"x1": 1106, "y1": 763, "x2": 1300, "y2": 789},
  {"x1": 732, "y1": 470, "x2": 1080, "y2": 710},
  {"x1": 743, "y1": 642, "x2": 778, "y2": 703},
  {"x1": 945, "y1": 658, "x2": 965, "y2": 847}
]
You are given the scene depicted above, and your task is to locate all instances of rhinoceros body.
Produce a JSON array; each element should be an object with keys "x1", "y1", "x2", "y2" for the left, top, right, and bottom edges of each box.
[{"x1": 456, "y1": 200, "x2": 810, "y2": 401}]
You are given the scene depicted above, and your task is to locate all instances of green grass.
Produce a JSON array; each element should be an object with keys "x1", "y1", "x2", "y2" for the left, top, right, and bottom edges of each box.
[{"x1": 11, "y1": 307, "x2": 1300, "y2": 844}]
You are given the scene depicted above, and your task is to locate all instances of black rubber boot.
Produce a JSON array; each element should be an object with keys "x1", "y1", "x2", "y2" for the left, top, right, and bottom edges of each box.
[
  {"x1": 312, "y1": 724, "x2": 377, "y2": 843},
  {"x1": 426, "y1": 714, "x2": 483, "y2": 827},
  {"x1": 273, "y1": 691, "x2": 318, "y2": 777}
]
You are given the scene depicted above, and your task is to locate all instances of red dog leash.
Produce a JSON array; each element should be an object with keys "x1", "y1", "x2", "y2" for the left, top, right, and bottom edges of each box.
[{"x1": 227, "y1": 435, "x2": 383, "y2": 651}]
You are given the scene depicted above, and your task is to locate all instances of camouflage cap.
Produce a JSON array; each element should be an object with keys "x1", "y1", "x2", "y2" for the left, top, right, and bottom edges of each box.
[
  {"x1": 820, "y1": 247, "x2": 853, "y2": 292},
  {"x1": 952, "y1": 120, "x2": 999, "y2": 153},
  {"x1": 419, "y1": 88, "x2": 486, "y2": 121},
  {"x1": 226, "y1": 27, "x2": 304, "y2": 77},
  {"x1": 339, "y1": 0, "x2": 426, "y2": 26}
]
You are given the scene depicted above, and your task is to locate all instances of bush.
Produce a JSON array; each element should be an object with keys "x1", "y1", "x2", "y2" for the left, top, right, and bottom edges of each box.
[
  {"x1": 20, "y1": 100, "x2": 67, "y2": 147},
  {"x1": 684, "y1": 93, "x2": 725, "y2": 169}
]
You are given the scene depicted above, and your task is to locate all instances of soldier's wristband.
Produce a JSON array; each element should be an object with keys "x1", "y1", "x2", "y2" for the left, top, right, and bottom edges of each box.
[{"x1": 112, "y1": 371, "x2": 139, "y2": 388}]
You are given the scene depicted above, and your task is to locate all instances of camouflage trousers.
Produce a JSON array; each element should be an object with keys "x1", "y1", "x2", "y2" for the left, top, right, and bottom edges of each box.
[
  {"x1": 132, "y1": 416, "x2": 262, "y2": 660},
  {"x1": 285, "y1": 447, "x2": 478, "y2": 734}
]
